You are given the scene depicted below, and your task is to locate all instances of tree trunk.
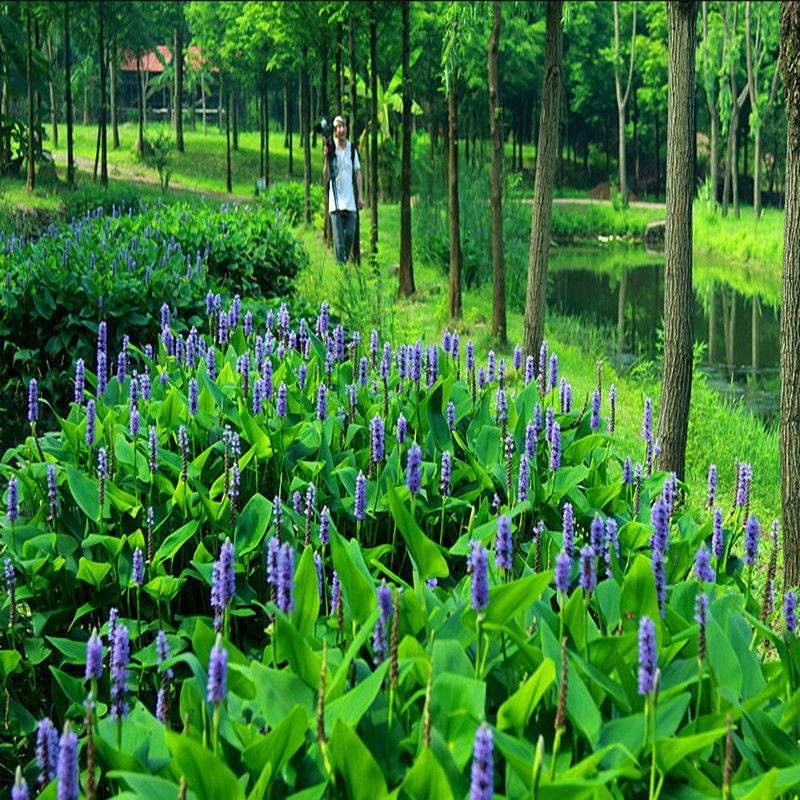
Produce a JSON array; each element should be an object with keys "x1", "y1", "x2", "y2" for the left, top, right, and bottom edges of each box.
[
  {"x1": 349, "y1": 13, "x2": 360, "y2": 265},
  {"x1": 136, "y1": 57, "x2": 145, "y2": 155},
  {"x1": 335, "y1": 21, "x2": 344, "y2": 114},
  {"x1": 44, "y1": 36, "x2": 58, "y2": 149},
  {"x1": 64, "y1": 1, "x2": 74, "y2": 187},
  {"x1": 175, "y1": 20, "x2": 184, "y2": 152},
  {"x1": 613, "y1": 1, "x2": 636, "y2": 206},
  {"x1": 523, "y1": 0, "x2": 563, "y2": 357},
  {"x1": 446, "y1": 74, "x2": 462, "y2": 319},
  {"x1": 98, "y1": 0, "x2": 107, "y2": 187},
  {"x1": 225, "y1": 81, "x2": 232, "y2": 193},
  {"x1": 110, "y1": 36, "x2": 119, "y2": 149},
  {"x1": 751, "y1": 295, "x2": 760, "y2": 379},
  {"x1": 287, "y1": 75, "x2": 293, "y2": 175},
  {"x1": 617, "y1": 270, "x2": 628, "y2": 354},
  {"x1": 232, "y1": 90, "x2": 239, "y2": 151},
  {"x1": 780, "y1": 0, "x2": 800, "y2": 586},
  {"x1": 301, "y1": 50, "x2": 311, "y2": 224},
  {"x1": 369, "y1": 0, "x2": 378, "y2": 259},
  {"x1": 283, "y1": 77, "x2": 289, "y2": 148},
  {"x1": 217, "y1": 72, "x2": 223, "y2": 133},
  {"x1": 25, "y1": 3, "x2": 34, "y2": 192},
  {"x1": 321, "y1": 34, "x2": 331, "y2": 244},
  {"x1": 702, "y1": 1, "x2": 719, "y2": 208},
  {"x1": 488, "y1": 0, "x2": 505, "y2": 343},
  {"x1": 201, "y1": 73, "x2": 207, "y2": 134},
  {"x1": 398, "y1": 0, "x2": 415, "y2": 296},
  {"x1": 656, "y1": 0, "x2": 697, "y2": 479},
  {"x1": 264, "y1": 86, "x2": 270, "y2": 186}
]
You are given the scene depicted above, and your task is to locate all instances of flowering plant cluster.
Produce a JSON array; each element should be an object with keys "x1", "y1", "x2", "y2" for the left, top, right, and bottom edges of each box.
[{"x1": 0, "y1": 284, "x2": 795, "y2": 798}]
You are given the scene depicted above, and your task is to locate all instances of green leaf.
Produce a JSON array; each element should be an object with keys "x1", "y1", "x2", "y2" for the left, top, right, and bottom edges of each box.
[
  {"x1": 329, "y1": 530, "x2": 375, "y2": 625},
  {"x1": 109, "y1": 773, "x2": 186, "y2": 800},
  {"x1": 465, "y1": 571, "x2": 552, "y2": 627},
  {"x1": 400, "y1": 746, "x2": 454, "y2": 800},
  {"x1": 328, "y1": 719, "x2": 388, "y2": 800},
  {"x1": 326, "y1": 661, "x2": 389, "y2": 734},
  {"x1": 143, "y1": 575, "x2": 186, "y2": 603},
  {"x1": 497, "y1": 657, "x2": 556, "y2": 736},
  {"x1": 165, "y1": 731, "x2": 245, "y2": 800},
  {"x1": 76, "y1": 557, "x2": 111, "y2": 589},
  {"x1": 292, "y1": 546, "x2": 320, "y2": 636},
  {"x1": 66, "y1": 464, "x2": 99, "y2": 520},
  {"x1": 241, "y1": 704, "x2": 308, "y2": 780},
  {"x1": 0, "y1": 650, "x2": 22, "y2": 681},
  {"x1": 385, "y1": 482, "x2": 449, "y2": 580},
  {"x1": 656, "y1": 728, "x2": 726, "y2": 772},
  {"x1": 154, "y1": 520, "x2": 199, "y2": 563},
  {"x1": 620, "y1": 554, "x2": 660, "y2": 630},
  {"x1": 234, "y1": 493, "x2": 271, "y2": 557}
]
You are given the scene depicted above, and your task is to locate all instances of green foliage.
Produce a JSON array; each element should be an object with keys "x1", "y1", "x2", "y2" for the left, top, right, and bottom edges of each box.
[
  {"x1": 265, "y1": 180, "x2": 324, "y2": 227},
  {"x1": 0, "y1": 287, "x2": 792, "y2": 796},
  {"x1": 141, "y1": 130, "x2": 175, "y2": 192}
]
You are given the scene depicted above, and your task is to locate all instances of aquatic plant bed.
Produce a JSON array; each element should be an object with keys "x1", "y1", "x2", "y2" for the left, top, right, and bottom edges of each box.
[{"x1": 1, "y1": 298, "x2": 793, "y2": 799}]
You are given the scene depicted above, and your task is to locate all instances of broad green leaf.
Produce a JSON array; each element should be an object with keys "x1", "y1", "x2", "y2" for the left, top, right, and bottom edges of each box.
[
  {"x1": 497, "y1": 657, "x2": 556, "y2": 735},
  {"x1": 400, "y1": 746, "x2": 454, "y2": 800},
  {"x1": 326, "y1": 661, "x2": 389, "y2": 734},
  {"x1": 328, "y1": 719, "x2": 388, "y2": 800},
  {"x1": 241, "y1": 704, "x2": 308, "y2": 780},
  {"x1": 76, "y1": 557, "x2": 110, "y2": 589},
  {"x1": 165, "y1": 731, "x2": 245, "y2": 800},
  {"x1": 292, "y1": 546, "x2": 320, "y2": 636},
  {"x1": 154, "y1": 520, "x2": 199, "y2": 563},
  {"x1": 329, "y1": 530, "x2": 375, "y2": 625},
  {"x1": 234, "y1": 493, "x2": 271, "y2": 557},
  {"x1": 66, "y1": 464, "x2": 99, "y2": 520}
]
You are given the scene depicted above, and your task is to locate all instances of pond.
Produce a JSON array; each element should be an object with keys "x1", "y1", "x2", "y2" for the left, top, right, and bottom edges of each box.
[{"x1": 548, "y1": 245, "x2": 780, "y2": 423}]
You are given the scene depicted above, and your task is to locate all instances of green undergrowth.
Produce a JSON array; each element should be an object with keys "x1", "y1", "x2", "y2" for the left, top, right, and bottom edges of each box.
[{"x1": 296, "y1": 203, "x2": 780, "y2": 526}]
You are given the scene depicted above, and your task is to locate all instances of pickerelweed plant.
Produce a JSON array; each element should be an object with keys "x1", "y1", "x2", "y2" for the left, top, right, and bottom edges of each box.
[{"x1": 0, "y1": 296, "x2": 795, "y2": 798}]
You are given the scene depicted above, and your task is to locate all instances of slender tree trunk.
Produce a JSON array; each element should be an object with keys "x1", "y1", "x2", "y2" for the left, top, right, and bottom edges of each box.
[
  {"x1": 217, "y1": 72, "x2": 223, "y2": 133},
  {"x1": 398, "y1": 0, "x2": 415, "y2": 296},
  {"x1": 25, "y1": 3, "x2": 34, "y2": 192},
  {"x1": 109, "y1": 37, "x2": 119, "y2": 149},
  {"x1": 44, "y1": 36, "x2": 58, "y2": 149},
  {"x1": 321, "y1": 34, "x2": 331, "y2": 244},
  {"x1": 447, "y1": 75, "x2": 462, "y2": 319},
  {"x1": 232, "y1": 90, "x2": 239, "y2": 151},
  {"x1": 98, "y1": 0, "x2": 107, "y2": 187},
  {"x1": 225, "y1": 81, "x2": 232, "y2": 193},
  {"x1": 617, "y1": 270, "x2": 628, "y2": 354},
  {"x1": 657, "y1": 0, "x2": 698, "y2": 479},
  {"x1": 335, "y1": 21, "x2": 344, "y2": 115},
  {"x1": 702, "y1": 2, "x2": 720, "y2": 207},
  {"x1": 287, "y1": 76, "x2": 293, "y2": 176},
  {"x1": 301, "y1": 50, "x2": 311, "y2": 224},
  {"x1": 259, "y1": 96, "x2": 264, "y2": 178},
  {"x1": 780, "y1": 0, "x2": 800, "y2": 586},
  {"x1": 136, "y1": 57, "x2": 145, "y2": 155},
  {"x1": 64, "y1": 1, "x2": 74, "y2": 187},
  {"x1": 613, "y1": 1, "x2": 637, "y2": 206},
  {"x1": 264, "y1": 86, "x2": 270, "y2": 186},
  {"x1": 349, "y1": 12, "x2": 360, "y2": 264},
  {"x1": 283, "y1": 77, "x2": 289, "y2": 148},
  {"x1": 369, "y1": 0, "x2": 378, "y2": 259},
  {"x1": 175, "y1": 20, "x2": 184, "y2": 152},
  {"x1": 751, "y1": 295, "x2": 760, "y2": 379},
  {"x1": 488, "y1": 0, "x2": 505, "y2": 343},
  {"x1": 523, "y1": 0, "x2": 563, "y2": 356}
]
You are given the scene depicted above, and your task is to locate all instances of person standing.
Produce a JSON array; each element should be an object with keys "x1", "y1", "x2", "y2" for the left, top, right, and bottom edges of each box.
[{"x1": 323, "y1": 115, "x2": 364, "y2": 265}]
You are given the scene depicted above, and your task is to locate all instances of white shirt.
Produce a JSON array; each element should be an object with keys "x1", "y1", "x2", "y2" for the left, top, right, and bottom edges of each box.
[{"x1": 328, "y1": 139, "x2": 360, "y2": 213}]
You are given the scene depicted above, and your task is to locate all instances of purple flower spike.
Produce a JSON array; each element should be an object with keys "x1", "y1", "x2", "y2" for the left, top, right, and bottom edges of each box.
[
  {"x1": 712, "y1": 508, "x2": 724, "y2": 561},
  {"x1": 590, "y1": 514, "x2": 604, "y2": 551},
  {"x1": 85, "y1": 628, "x2": 103, "y2": 681},
  {"x1": 579, "y1": 545, "x2": 596, "y2": 594},
  {"x1": 370, "y1": 415, "x2": 385, "y2": 463},
  {"x1": 406, "y1": 443, "x2": 422, "y2": 495},
  {"x1": 11, "y1": 767, "x2": 28, "y2": 800},
  {"x1": 637, "y1": 616, "x2": 657, "y2": 695},
  {"x1": 319, "y1": 506, "x2": 330, "y2": 545},
  {"x1": 784, "y1": 591, "x2": 797, "y2": 636},
  {"x1": 744, "y1": 516, "x2": 760, "y2": 566},
  {"x1": 549, "y1": 421, "x2": 561, "y2": 472},
  {"x1": 277, "y1": 543, "x2": 295, "y2": 613},
  {"x1": 440, "y1": 451, "x2": 452, "y2": 497},
  {"x1": 373, "y1": 582, "x2": 393, "y2": 663},
  {"x1": 562, "y1": 503, "x2": 575, "y2": 558},
  {"x1": 652, "y1": 548, "x2": 666, "y2": 617},
  {"x1": 36, "y1": 717, "x2": 58, "y2": 787},
  {"x1": 331, "y1": 571, "x2": 341, "y2": 613},
  {"x1": 74, "y1": 359, "x2": 85, "y2": 405},
  {"x1": 188, "y1": 378, "x2": 198, "y2": 416},
  {"x1": 317, "y1": 383, "x2": 327, "y2": 421},
  {"x1": 111, "y1": 624, "x2": 130, "y2": 721},
  {"x1": 650, "y1": 500, "x2": 669, "y2": 552},
  {"x1": 276, "y1": 383, "x2": 287, "y2": 417},
  {"x1": 396, "y1": 414, "x2": 407, "y2": 444},
  {"x1": 642, "y1": 397, "x2": 653, "y2": 442},
  {"x1": 470, "y1": 723, "x2": 494, "y2": 800},
  {"x1": 590, "y1": 389, "x2": 601, "y2": 431},
  {"x1": 517, "y1": 454, "x2": 529, "y2": 503},
  {"x1": 207, "y1": 635, "x2": 228, "y2": 704},
  {"x1": 469, "y1": 540, "x2": 489, "y2": 611},
  {"x1": 495, "y1": 515, "x2": 513, "y2": 571},
  {"x1": 694, "y1": 544, "x2": 714, "y2": 583},
  {"x1": 56, "y1": 723, "x2": 79, "y2": 800},
  {"x1": 85, "y1": 399, "x2": 96, "y2": 448},
  {"x1": 132, "y1": 548, "x2": 144, "y2": 587},
  {"x1": 554, "y1": 551, "x2": 571, "y2": 594},
  {"x1": 706, "y1": 464, "x2": 717, "y2": 509},
  {"x1": 7, "y1": 476, "x2": 18, "y2": 523},
  {"x1": 354, "y1": 471, "x2": 367, "y2": 520},
  {"x1": 623, "y1": 457, "x2": 633, "y2": 484},
  {"x1": 27, "y1": 378, "x2": 38, "y2": 423}
]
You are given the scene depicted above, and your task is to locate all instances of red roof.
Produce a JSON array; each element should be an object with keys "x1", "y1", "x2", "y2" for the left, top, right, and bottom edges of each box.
[{"x1": 120, "y1": 45, "x2": 210, "y2": 73}]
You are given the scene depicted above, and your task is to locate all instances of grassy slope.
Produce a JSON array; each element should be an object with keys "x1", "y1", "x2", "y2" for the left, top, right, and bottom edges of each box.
[{"x1": 296, "y1": 204, "x2": 780, "y2": 526}]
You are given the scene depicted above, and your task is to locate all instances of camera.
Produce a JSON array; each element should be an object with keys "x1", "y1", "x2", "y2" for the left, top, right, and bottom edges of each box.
[{"x1": 314, "y1": 117, "x2": 336, "y2": 174}]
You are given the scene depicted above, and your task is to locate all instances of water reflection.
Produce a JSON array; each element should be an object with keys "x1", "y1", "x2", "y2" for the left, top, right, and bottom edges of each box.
[{"x1": 548, "y1": 246, "x2": 779, "y2": 422}]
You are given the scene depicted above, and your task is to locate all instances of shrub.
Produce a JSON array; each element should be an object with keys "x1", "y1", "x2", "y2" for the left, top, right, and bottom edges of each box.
[{"x1": 265, "y1": 180, "x2": 325, "y2": 226}]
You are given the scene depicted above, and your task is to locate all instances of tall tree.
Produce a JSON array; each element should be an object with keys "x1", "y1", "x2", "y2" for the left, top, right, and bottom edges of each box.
[
  {"x1": 369, "y1": 0, "x2": 378, "y2": 260},
  {"x1": 64, "y1": 0, "x2": 74, "y2": 187},
  {"x1": 348, "y1": 9, "x2": 360, "y2": 264},
  {"x1": 700, "y1": 1, "x2": 722, "y2": 208},
  {"x1": 175, "y1": 7, "x2": 185, "y2": 153},
  {"x1": 523, "y1": 0, "x2": 563, "y2": 357},
  {"x1": 745, "y1": 0, "x2": 780, "y2": 220},
  {"x1": 301, "y1": 48, "x2": 311, "y2": 223},
  {"x1": 780, "y1": 0, "x2": 800, "y2": 586},
  {"x1": 398, "y1": 0, "x2": 415, "y2": 296},
  {"x1": 225, "y1": 73, "x2": 232, "y2": 192},
  {"x1": 613, "y1": 1, "x2": 637, "y2": 205},
  {"x1": 656, "y1": 0, "x2": 698, "y2": 479},
  {"x1": 98, "y1": 0, "x2": 108, "y2": 187},
  {"x1": 109, "y1": 32, "x2": 119, "y2": 149},
  {"x1": 721, "y1": 3, "x2": 748, "y2": 219},
  {"x1": 25, "y1": 1, "x2": 34, "y2": 192},
  {"x1": 43, "y1": 32, "x2": 57, "y2": 148},
  {"x1": 488, "y1": 0, "x2": 505, "y2": 343}
]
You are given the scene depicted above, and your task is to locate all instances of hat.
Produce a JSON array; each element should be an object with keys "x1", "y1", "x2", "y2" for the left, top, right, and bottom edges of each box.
[{"x1": 333, "y1": 115, "x2": 347, "y2": 127}]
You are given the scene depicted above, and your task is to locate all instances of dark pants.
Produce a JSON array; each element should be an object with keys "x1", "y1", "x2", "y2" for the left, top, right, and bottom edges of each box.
[{"x1": 331, "y1": 211, "x2": 357, "y2": 265}]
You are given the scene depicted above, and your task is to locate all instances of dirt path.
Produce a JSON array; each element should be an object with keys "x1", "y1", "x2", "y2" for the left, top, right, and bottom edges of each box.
[
  {"x1": 53, "y1": 153, "x2": 255, "y2": 203},
  {"x1": 551, "y1": 196, "x2": 666, "y2": 211}
]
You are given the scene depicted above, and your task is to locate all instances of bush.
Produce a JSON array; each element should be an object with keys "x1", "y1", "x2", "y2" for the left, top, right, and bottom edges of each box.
[
  {"x1": 0, "y1": 202, "x2": 308, "y2": 447},
  {"x1": 0, "y1": 298, "x2": 791, "y2": 796},
  {"x1": 265, "y1": 180, "x2": 325, "y2": 226}
]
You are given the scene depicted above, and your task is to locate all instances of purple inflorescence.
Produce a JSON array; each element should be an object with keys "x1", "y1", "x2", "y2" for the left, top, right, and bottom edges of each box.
[
  {"x1": 132, "y1": 548, "x2": 144, "y2": 587},
  {"x1": 650, "y1": 500, "x2": 669, "y2": 552},
  {"x1": 623, "y1": 457, "x2": 633, "y2": 484},
  {"x1": 441, "y1": 451, "x2": 452, "y2": 497},
  {"x1": 36, "y1": 717, "x2": 58, "y2": 787},
  {"x1": 7, "y1": 476, "x2": 18, "y2": 523},
  {"x1": 446, "y1": 400, "x2": 456, "y2": 431},
  {"x1": 590, "y1": 514, "x2": 604, "y2": 551},
  {"x1": 373, "y1": 582, "x2": 393, "y2": 664},
  {"x1": 371, "y1": 414, "x2": 385, "y2": 463},
  {"x1": 406, "y1": 443, "x2": 422, "y2": 495},
  {"x1": 785, "y1": 591, "x2": 797, "y2": 635},
  {"x1": 470, "y1": 724, "x2": 494, "y2": 800},
  {"x1": 554, "y1": 550, "x2": 571, "y2": 594},
  {"x1": 712, "y1": 507, "x2": 724, "y2": 561},
  {"x1": 277, "y1": 543, "x2": 295, "y2": 613},
  {"x1": 518, "y1": 454, "x2": 529, "y2": 503},
  {"x1": 744, "y1": 516, "x2": 760, "y2": 565},
  {"x1": 549, "y1": 420, "x2": 561, "y2": 472},
  {"x1": 56, "y1": 724, "x2": 79, "y2": 800},
  {"x1": 84, "y1": 628, "x2": 103, "y2": 681},
  {"x1": 319, "y1": 506, "x2": 330, "y2": 545},
  {"x1": 652, "y1": 548, "x2": 666, "y2": 617},
  {"x1": 47, "y1": 464, "x2": 58, "y2": 522},
  {"x1": 637, "y1": 615, "x2": 657, "y2": 695},
  {"x1": 207, "y1": 636, "x2": 228, "y2": 704},
  {"x1": 74, "y1": 359, "x2": 85, "y2": 405},
  {"x1": 469, "y1": 540, "x2": 489, "y2": 611},
  {"x1": 495, "y1": 515, "x2": 513, "y2": 571},
  {"x1": 707, "y1": 463, "x2": 717, "y2": 508},
  {"x1": 317, "y1": 382, "x2": 327, "y2": 421},
  {"x1": 28, "y1": 378, "x2": 38, "y2": 423},
  {"x1": 354, "y1": 471, "x2": 367, "y2": 520},
  {"x1": 396, "y1": 414, "x2": 407, "y2": 444},
  {"x1": 276, "y1": 382, "x2": 287, "y2": 417},
  {"x1": 579, "y1": 545, "x2": 596, "y2": 593},
  {"x1": 694, "y1": 544, "x2": 714, "y2": 583},
  {"x1": 111, "y1": 624, "x2": 130, "y2": 721},
  {"x1": 590, "y1": 389, "x2": 601, "y2": 431},
  {"x1": 562, "y1": 503, "x2": 575, "y2": 557}
]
